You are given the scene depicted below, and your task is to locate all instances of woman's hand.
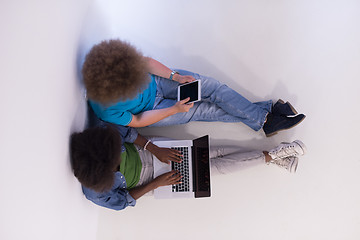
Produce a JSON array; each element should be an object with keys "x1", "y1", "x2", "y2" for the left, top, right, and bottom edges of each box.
[
  {"x1": 130, "y1": 169, "x2": 181, "y2": 199},
  {"x1": 153, "y1": 170, "x2": 182, "y2": 188},
  {"x1": 173, "y1": 74, "x2": 196, "y2": 84},
  {"x1": 153, "y1": 147, "x2": 182, "y2": 165}
]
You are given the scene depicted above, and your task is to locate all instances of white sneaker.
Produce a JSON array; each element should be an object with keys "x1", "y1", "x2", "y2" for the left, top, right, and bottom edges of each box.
[
  {"x1": 268, "y1": 140, "x2": 306, "y2": 160},
  {"x1": 268, "y1": 156, "x2": 299, "y2": 173}
]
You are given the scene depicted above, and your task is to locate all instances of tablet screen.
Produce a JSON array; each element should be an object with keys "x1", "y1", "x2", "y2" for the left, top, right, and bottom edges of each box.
[{"x1": 179, "y1": 81, "x2": 199, "y2": 102}]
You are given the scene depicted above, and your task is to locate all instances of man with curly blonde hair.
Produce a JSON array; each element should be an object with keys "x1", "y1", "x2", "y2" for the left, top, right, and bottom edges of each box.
[{"x1": 83, "y1": 39, "x2": 305, "y2": 137}]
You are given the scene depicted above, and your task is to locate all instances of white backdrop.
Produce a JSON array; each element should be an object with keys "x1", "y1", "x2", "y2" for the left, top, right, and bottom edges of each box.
[
  {"x1": 0, "y1": 1, "x2": 97, "y2": 240},
  {"x1": 1, "y1": 0, "x2": 360, "y2": 240}
]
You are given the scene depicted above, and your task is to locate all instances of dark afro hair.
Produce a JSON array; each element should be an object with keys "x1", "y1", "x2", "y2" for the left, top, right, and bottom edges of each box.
[
  {"x1": 82, "y1": 39, "x2": 150, "y2": 104},
  {"x1": 70, "y1": 125, "x2": 122, "y2": 192}
]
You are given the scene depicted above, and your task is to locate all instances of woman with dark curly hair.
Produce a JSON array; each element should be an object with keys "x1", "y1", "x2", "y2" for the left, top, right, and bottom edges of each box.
[
  {"x1": 83, "y1": 39, "x2": 305, "y2": 137},
  {"x1": 70, "y1": 122, "x2": 306, "y2": 211}
]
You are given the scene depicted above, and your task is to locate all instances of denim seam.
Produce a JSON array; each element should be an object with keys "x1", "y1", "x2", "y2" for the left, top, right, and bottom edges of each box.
[{"x1": 211, "y1": 91, "x2": 263, "y2": 131}]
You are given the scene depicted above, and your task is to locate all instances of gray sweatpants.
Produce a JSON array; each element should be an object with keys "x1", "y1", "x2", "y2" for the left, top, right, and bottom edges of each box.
[{"x1": 135, "y1": 143, "x2": 265, "y2": 187}]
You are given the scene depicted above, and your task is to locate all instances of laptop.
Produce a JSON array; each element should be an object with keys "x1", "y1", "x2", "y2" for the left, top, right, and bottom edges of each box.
[{"x1": 153, "y1": 135, "x2": 211, "y2": 199}]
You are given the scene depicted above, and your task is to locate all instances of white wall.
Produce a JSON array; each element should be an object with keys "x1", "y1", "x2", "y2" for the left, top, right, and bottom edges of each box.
[
  {"x1": 1, "y1": 0, "x2": 360, "y2": 240},
  {"x1": 0, "y1": 1, "x2": 98, "y2": 239}
]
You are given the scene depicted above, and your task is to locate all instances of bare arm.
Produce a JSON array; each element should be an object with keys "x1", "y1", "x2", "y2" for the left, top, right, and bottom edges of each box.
[
  {"x1": 128, "y1": 180, "x2": 157, "y2": 200},
  {"x1": 134, "y1": 134, "x2": 182, "y2": 164},
  {"x1": 129, "y1": 135, "x2": 182, "y2": 200},
  {"x1": 145, "y1": 57, "x2": 175, "y2": 79},
  {"x1": 145, "y1": 57, "x2": 195, "y2": 83},
  {"x1": 127, "y1": 57, "x2": 196, "y2": 128},
  {"x1": 127, "y1": 97, "x2": 194, "y2": 128},
  {"x1": 129, "y1": 170, "x2": 181, "y2": 200}
]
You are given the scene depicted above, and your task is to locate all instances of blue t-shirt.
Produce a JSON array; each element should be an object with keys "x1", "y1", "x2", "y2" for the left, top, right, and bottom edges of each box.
[{"x1": 89, "y1": 75, "x2": 157, "y2": 126}]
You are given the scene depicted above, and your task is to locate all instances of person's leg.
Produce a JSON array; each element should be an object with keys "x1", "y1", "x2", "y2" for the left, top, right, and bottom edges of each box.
[
  {"x1": 153, "y1": 75, "x2": 178, "y2": 100},
  {"x1": 177, "y1": 69, "x2": 272, "y2": 131},
  {"x1": 153, "y1": 70, "x2": 305, "y2": 135},
  {"x1": 209, "y1": 146, "x2": 266, "y2": 175},
  {"x1": 150, "y1": 99, "x2": 250, "y2": 127},
  {"x1": 153, "y1": 70, "x2": 271, "y2": 130},
  {"x1": 210, "y1": 140, "x2": 306, "y2": 174}
]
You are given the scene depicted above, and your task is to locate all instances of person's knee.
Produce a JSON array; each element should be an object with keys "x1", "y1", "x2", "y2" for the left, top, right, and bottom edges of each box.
[
  {"x1": 174, "y1": 69, "x2": 199, "y2": 78},
  {"x1": 200, "y1": 76, "x2": 225, "y2": 97}
]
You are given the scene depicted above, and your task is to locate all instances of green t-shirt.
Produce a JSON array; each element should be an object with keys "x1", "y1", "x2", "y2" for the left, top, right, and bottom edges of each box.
[{"x1": 119, "y1": 143, "x2": 142, "y2": 189}]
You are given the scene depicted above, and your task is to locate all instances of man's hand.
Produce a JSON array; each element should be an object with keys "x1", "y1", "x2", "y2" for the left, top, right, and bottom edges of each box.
[
  {"x1": 172, "y1": 97, "x2": 194, "y2": 113},
  {"x1": 173, "y1": 74, "x2": 196, "y2": 84},
  {"x1": 153, "y1": 170, "x2": 182, "y2": 188},
  {"x1": 153, "y1": 147, "x2": 182, "y2": 165}
]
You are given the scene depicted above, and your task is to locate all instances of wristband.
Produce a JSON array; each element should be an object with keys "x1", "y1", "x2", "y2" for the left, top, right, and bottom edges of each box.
[
  {"x1": 169, "y1": 70, "x2": 179, "y2": 80},
  {"x1": 144, "y1": 140, "x2": 151, "y2": 150}
]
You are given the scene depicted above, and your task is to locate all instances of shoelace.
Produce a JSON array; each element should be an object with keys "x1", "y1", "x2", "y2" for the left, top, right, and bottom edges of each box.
[
  {"x1": 271, "y1": 157, "x2": 291, "y2": 170},
  {"x1": 272, "y1": 144, "x2": 297, "y2": 158}
]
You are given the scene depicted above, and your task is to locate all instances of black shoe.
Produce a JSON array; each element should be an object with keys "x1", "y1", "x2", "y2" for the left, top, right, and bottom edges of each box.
[
  {"x1": 272, "y1": 99, "x2": 298, "y2": 116},
  {"x1": 263, "y1": 113, "x2": 306, "y2": 137}
]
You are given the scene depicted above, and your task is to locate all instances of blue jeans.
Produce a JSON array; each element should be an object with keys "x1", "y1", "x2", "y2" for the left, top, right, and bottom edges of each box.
[{"x1": 150, "y1": 69, "x2": 272, "y2": 131}]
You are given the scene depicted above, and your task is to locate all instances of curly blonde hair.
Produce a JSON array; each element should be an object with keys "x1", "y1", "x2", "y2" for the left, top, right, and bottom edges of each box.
[{"x1": 82, "y1": 39, "x2": 149, "y2": 104}]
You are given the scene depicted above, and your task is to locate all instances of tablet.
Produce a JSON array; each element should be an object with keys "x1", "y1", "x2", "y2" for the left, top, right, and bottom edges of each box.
[{"x1": 177, "y1": 80, "x2": 201, "y2": 103}]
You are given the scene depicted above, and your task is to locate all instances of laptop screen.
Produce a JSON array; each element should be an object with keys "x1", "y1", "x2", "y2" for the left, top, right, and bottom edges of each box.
[{"x1": 192, "y1": 135, "x2": 211, "y2": 198}]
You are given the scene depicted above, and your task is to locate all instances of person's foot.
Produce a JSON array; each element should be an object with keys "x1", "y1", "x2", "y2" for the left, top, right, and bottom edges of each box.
[
  {"x1": 268, "y1": 140, "x2": 307, "y2": 159},
  {"x1": 268, "y1": 156, "x2": 299, "y2": 173},
  {"x1": 272, "y1": 99, "x2": 298, "y2": 116},
  {"x1": 263, "y1": 113, "x2": 306, "y2": 137}
]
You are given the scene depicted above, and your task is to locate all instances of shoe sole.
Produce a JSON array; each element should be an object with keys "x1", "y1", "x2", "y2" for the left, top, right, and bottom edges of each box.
[
  {"x1": 278, "y1": 99, "x2": 285, "y2": 104},
  {"x1": 265, "y1": 115, "x2": 306, "y2": 137},
  {"x1": 290, "y1": 157, "x2": 299, "y2": 173},
  {"x1": 265, "y1": 131, "x2": 278, "y2": 137},
  {"x1": 278, "y1": 99, "x2": 298, "y2": 115}
]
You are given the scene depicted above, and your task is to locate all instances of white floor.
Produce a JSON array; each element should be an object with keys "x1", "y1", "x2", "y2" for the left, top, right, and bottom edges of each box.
[{"x1": 1, "y1": 1, "x2": 360, "y2": 240}]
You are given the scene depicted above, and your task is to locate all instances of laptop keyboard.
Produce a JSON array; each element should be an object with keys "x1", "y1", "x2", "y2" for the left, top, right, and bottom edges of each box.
[{"x1": 171, "y1": 147, "x2": 190, "y2": 192}]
